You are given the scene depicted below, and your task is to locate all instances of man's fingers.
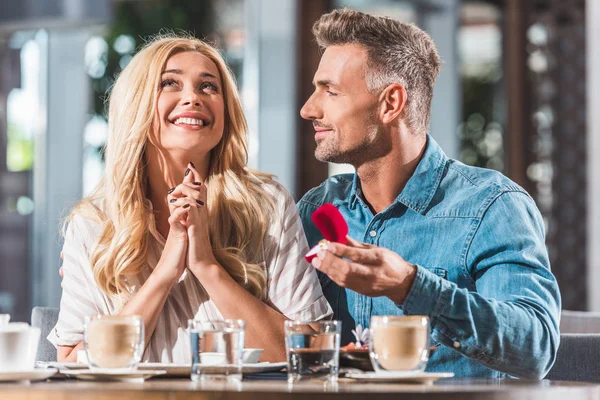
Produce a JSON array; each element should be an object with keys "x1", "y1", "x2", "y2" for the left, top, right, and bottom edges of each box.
[
  {"x1": 345, "y1": 236, "x2": 371, "y2": 249},
  {"x1": 328, "y1": 242, "x2": 380, "y2": 265},
  {"x1": 311, "y1": 251, "x2": 371, "y2": 288},
  {"x1": 59, "y1": 267, "x2": 64, "y2": 278}
]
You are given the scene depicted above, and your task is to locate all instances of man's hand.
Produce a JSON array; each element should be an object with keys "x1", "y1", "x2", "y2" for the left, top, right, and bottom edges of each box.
[{"x1": 310, "y1": 236, "x2": 417, "y2": 304}]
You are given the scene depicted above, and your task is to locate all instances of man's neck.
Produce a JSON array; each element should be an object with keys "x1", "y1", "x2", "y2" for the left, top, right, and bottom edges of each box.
[{"x1": 355, "y1": 133, "x2": 427, "y2": 215}]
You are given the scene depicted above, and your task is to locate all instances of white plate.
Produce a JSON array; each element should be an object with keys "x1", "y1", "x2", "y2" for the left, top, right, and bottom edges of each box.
[
  {"x1": 60, "y1": 369, "x2": 166, "y2": 382},
  {"x1": 48, "y1": 362, "x2": 86, "y2": 370},
  {"x1": 0, "y1": 368, "x2": 58, "y2": 382},
  {"x1": 53, "y1": 361, "x2": 287, "y2": 377},
  {"x1": 242, "y1": 362, "x2": 287, "y2": 374},
  {"x1": 345, "y1": 371, "x2": 454, "y2": 383},
  {"x1": 138, "y1": 362, "x2": 287, "y2": 376}
]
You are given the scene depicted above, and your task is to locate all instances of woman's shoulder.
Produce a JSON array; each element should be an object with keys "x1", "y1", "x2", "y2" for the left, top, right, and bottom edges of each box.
[
  {"x1": 255, "y1": 176, "x2": 296, "y2": 212},
  {"x1": 64, "y1": 209, "x2": 104, "y2": 248}
]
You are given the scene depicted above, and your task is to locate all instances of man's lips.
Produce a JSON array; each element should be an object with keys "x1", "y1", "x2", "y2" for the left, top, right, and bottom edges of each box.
[{"x1": 314, "y1": 127, "x2": 333, "y2": 140}]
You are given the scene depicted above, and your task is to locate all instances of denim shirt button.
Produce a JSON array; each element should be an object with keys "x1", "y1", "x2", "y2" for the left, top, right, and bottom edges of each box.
[
  {"x1": 369, "y1": 230, "x2": 377, "y2": 237},
  {"x1": 453, "y1": 341, "x2": 461, "y2": 349}
]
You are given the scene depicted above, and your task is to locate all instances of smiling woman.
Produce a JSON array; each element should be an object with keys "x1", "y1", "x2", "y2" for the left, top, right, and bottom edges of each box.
[{"x1": 48, "y1": 34, "x2": 332, "y2": 364}]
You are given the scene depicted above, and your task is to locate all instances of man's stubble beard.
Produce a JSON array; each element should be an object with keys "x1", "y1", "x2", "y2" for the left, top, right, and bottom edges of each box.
[{"x1": 314, "y1": 126, "x2": 389, "y2": 166}]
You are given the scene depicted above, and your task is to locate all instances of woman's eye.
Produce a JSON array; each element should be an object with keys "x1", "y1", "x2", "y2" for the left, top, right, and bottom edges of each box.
[
  {"x1": 160, "y1": 79, "x2": 177, "y2": 88},
  {"x1": 201, "y1": 82, "x2": 219, "y2": 91}
]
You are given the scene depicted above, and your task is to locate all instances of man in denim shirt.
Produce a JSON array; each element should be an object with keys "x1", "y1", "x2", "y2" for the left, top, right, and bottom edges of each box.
[{"x1": 297, "y1": 9, "x2": 560, "y2": 379}]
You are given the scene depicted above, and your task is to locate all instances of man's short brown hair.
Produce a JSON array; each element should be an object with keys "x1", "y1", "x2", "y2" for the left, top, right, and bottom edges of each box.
[{"x1": 313, "y1": 8, "x2": 441, "y2": 136}]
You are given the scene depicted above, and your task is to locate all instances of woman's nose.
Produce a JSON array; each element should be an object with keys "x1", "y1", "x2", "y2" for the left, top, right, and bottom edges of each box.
[{"x1": 181, "y1": 89, "x2": 201, "y2": 107}]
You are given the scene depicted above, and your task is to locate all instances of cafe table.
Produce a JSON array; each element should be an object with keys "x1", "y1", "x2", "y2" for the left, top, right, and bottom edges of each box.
[{"x1": 1, "y1": 377, "x2": 599, "y2": 400}]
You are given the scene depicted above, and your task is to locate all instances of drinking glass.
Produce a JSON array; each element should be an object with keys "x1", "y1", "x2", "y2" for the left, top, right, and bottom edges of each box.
[
  {"x1": 369, "y1": 315, "x2": 430, "y2": 373},
  {"x1": 189, "y1": 319, "x2": 245, "y2": 382},
  {"x1": 285, "y1": 320, "x2": 341, "y2": 383},
  {"x1": 83, "y1": 315, "x2": 144, "y2": 371}
]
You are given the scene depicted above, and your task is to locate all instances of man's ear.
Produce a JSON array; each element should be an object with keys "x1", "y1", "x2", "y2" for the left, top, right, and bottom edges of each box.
[{"x1": 378, "y1": 83, "x2": 407, "y2": 124}]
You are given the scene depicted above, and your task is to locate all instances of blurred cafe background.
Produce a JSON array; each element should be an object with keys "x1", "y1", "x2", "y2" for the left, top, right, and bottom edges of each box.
[{"x1": 0, "y1": 0, "x2": 597, "y2": 322}]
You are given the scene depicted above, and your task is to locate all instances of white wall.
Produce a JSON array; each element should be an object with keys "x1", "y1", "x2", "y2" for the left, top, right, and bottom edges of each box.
[{"x1": 587, "y1": 0, "x2": 600, "y2": 310}]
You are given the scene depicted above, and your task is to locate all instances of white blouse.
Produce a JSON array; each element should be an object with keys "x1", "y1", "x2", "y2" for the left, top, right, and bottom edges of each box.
[{"x1": 48, "y1": 181, "x2": 332, "y2": 363}]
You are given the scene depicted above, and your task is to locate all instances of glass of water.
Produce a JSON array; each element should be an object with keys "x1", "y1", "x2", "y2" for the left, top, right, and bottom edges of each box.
[
  {"x1": 188, "y1": 319, "x2": 245, "y2": 382},
  {"x1": 285, "y1": 320, "x2": 341, "y2": 383}
]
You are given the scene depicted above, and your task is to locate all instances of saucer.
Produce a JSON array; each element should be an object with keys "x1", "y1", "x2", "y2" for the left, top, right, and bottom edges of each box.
[
  {"x1": 60, "y1": 368, "x2": 166, "y2": 382},
  {"x1": 137, "y1": 362, "x2": 287, "y2": 376},
  {"x1": 345, "y1": 371, "x2": 454, "y2": 384},
  {"x1": 0, "y1": 368, "x2": 58, "y2": 382}
]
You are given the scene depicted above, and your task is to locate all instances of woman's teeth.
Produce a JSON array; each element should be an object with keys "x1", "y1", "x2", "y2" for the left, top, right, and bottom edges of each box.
[{"x1": 173, "y1": 117, "x2": 205, "y2": 126}]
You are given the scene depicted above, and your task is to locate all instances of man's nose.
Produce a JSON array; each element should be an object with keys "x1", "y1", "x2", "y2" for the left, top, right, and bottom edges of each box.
[{"x1": 300, "y1": 92, "x2": 321, "y2": 120}]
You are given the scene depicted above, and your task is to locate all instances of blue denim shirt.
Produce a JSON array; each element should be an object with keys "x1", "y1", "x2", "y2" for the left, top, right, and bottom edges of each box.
[{"x1": 297, "y1": 135, "x2": 560, "y2": 379}]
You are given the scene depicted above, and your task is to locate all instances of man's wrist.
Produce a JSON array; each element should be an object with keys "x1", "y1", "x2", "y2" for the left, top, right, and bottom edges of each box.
[{"x1": 386, "y1": 263, "x2": 417, "y2": 304}]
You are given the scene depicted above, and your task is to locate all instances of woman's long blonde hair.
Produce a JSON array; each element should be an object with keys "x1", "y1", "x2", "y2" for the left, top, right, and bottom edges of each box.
[{"x1": 68, "y1": 34, "x2": 276, "y2": 301}]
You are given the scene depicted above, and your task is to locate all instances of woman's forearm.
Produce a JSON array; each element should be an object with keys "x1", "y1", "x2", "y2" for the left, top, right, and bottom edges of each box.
[
  {"x1": 119, "y1": 268, "x2": 176, "y2": 349},
  {"x1": 190, "y1": 264, "x2": 288, "y2": 362},
  {"x1": 57, "y1": 271, "x2": 173, "y2": 363}
]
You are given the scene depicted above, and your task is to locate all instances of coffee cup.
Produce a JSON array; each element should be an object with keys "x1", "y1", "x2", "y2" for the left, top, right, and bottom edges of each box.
[
  {"x1": 84, "y1": 315, "x2": 144, "y2": 371},
  {"x1": 0, "y1": 314, "x2": 9, "y2": 327},
  {"x1": 0, "y1": 322, "x2": 41, "y2": 372},
  {"x1": 369, "y1": 315, "x2": 430, "y2": 373}
]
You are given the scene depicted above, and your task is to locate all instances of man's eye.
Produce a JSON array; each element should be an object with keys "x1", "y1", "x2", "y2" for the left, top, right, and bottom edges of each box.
[{"x1": 326, "y1": 90, "x2": 337, "y2": 96}]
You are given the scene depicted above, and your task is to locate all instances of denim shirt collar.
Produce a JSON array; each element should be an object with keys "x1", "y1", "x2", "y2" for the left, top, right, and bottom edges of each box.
[{"x1": 350, "y1": 134, "x2": 448, "y2": 214}]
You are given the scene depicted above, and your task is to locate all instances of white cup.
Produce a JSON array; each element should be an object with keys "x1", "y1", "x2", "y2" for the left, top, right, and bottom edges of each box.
[
  {"x1": 0, "y1": 323, "x2": 41, "y2": 372},
  {"x1": 0, "y1": 314, "x2": 9, "y2": 327}
]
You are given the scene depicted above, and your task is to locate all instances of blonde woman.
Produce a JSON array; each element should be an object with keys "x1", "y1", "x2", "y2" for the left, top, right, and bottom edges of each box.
[{"x1": 49, "y1": 35, "x2": 332, "y2": 363}]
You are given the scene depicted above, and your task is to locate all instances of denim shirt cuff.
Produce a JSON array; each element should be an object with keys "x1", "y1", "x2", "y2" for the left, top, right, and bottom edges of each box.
[{"x1": 400, "y1": 265, "x2": 446, "y2": 327}]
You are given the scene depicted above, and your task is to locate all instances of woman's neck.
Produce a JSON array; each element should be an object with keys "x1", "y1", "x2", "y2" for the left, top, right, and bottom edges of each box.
[{"x1": 145, "y1": 145, "x2": 210, "y2": 238}]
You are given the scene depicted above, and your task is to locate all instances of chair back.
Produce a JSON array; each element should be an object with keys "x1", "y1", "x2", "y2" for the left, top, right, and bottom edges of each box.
[
  {"x1": 561, "y1": 310, "x2": 600, "y2": 333},
  {"x1": 30, "y1": 306, "x2": 59, "y2": 362},
  {"x1": 545, "y1": 333, "x2": 600, "y2": 382}
]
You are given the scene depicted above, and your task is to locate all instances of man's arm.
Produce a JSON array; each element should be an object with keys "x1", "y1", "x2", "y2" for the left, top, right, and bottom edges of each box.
[
  {"x1": 402, "y1": 191, "x2": 560, "y2": 379},
  {"x1": 311, "y1": 191, "x2": 560, "y2": 379}
]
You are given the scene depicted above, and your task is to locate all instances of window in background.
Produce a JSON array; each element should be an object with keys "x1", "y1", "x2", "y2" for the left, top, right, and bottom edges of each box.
[
  {"x1": 81, "y1": 0, "x2": 234, "y2": 195},
  {"x1": 6, "y1": 36, "x2": 39, "y2": 173},
  {"x1": 0, "y1": 30, "x2": 46, "y2": 320},
  {"x1": 458, "y1": 1, "x2": 504, "y2": 171}
]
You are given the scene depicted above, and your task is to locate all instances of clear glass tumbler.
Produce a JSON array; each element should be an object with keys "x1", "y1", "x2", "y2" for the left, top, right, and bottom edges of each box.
[
  {"x1": 189, "y1": 319, "x2": 245, "y2": 382},
  {"x1": 285, "y1": 320, "x2": 341, "y2": 383},
  {"x1": 369, "y1": 315, "x2": 430, "y2": 373}
]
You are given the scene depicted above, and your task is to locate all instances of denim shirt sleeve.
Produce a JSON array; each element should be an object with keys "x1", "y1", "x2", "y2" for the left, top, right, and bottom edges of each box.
[{"x1": 402, "y1": 190, "x2": 561, "y2": 379}]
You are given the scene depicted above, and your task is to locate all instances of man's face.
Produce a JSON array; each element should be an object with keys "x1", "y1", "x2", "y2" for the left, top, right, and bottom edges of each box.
[{"x1": 300, "y1": 44, "x2": 384, "y2": 165}]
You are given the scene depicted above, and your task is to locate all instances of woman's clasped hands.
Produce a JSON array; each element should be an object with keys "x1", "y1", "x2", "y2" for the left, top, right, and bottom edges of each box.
[{"x1": 156, "y1": 162, "x2": 218, "y2": 285}]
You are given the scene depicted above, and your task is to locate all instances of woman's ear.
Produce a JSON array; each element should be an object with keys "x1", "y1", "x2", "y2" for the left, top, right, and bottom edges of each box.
[{"x1": 378, "y1": 83, "x2": 407, "y2": 125}]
